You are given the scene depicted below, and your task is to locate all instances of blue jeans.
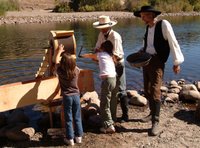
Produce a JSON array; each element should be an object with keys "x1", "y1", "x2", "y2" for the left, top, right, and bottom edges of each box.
[{"x1": 63, "y1": 94, "x2": 83, "y2": 139}]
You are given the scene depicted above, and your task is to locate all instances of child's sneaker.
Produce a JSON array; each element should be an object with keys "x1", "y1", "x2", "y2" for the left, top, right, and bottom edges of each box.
[
  {"x1": 64, "y1": 138, "x2": 74, "y2": 146},
  {"x1": 75, "y1": 136, "x2": 82, "y2": 144},
  {"x1": 100, "y1": 125, "x2": 115, "y2": 133}
]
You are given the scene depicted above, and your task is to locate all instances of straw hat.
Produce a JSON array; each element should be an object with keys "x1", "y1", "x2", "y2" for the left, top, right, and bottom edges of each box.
[
  {"x1": 126, "y1": 52, "x2": 152, "y2": 68},
  {"x1": 93, "y1": 15, "x2": 117, "y2": 29},
  {"x1": 134, "y1": 5, "x2": 161, "y2": 17}
]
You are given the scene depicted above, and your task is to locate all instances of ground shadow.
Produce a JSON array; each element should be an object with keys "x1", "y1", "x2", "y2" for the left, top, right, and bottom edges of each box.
[
  {"x1": 174, "y1": 109, "x2": 200, "y2": 126},
  {"x1": 115, "y1": 125, "x2": 149, "y2": 134},
  {"x1": 0, "y1": 136, "x2": 66, "y2": 147}
]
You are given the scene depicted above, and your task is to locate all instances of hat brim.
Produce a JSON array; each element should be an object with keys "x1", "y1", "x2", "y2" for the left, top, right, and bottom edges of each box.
[
  {"x1": 134, "y1": 10, "x2": 161, "y2": 17},
  {"x1": 126, "y1": 52, "x2": 152, "y2": 68},
  {"x1": 93, "y1": 21, "x2": 117, "y2": 29}
]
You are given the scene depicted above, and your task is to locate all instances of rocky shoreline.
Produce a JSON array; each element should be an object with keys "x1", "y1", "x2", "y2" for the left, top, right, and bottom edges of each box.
[{"x1": 0, "y1": 10, "x2": 200, "y2": 25}]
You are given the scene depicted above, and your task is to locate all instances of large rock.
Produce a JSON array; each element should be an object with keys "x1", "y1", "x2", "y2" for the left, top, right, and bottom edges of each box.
[
  {"x1": 161, "y1": 86, "x2": 168, "y2": 93},
  {"x1": 194, "y1": 81, "x2": 200, "y2": 91},
  {"x1": 180, "y1": 90, "x2": 200, "y2": 101},
  {"x1": 165, "y1": 93, "x2": 179, "y2": 103},
  {"x1": 168, "y1": 88, "x2": 181, "y2": 94},
  {"x1": 5, "y1": 124, "x2": 34, "y2": 141},
  {"x1": 81, "y1": 91, "x2": 100, "y2": 123},
  {"x1": 127, "y1": 90, "x2": 147, "y2": 106},
  {"x1": 81, "y1": 91, "x2": 100, "y2": 107},
  {"x1": 182, "y1": 84, "x2": 198, "y2": 91},
  {"x1": 129, "y1": 95, "x2": 147, "y2": 106}
]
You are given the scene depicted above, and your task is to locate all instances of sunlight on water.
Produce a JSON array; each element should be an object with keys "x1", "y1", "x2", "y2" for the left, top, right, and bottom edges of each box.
[{"x1": 0, "y1": 16, "x2": 200, "y2": 90}]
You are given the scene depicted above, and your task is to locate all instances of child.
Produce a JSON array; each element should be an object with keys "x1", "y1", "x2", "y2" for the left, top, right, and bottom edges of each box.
[
  {"x1": 97, "y1": 40, "x2": 118, "y2": 133},
  {"x1": 55, "y1": 44, "x2": 83, "y2": 146}
]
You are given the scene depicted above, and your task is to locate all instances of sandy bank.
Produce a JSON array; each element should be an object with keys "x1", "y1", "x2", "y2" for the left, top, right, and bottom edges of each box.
[
  {"x1": 1, "y1": 10, "x2": 200, "y2": 25},
  {"x1": 0, "y1": 10, "x2": 134, "y2": 25}
]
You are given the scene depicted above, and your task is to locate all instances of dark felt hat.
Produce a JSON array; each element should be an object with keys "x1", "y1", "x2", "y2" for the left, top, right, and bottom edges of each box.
[
  {"x1": 134, "y1": 5, "x2": 161, "y2": 17},
  {"x1": 126, "y1": 52, "x2": 152, "y2": 68}
]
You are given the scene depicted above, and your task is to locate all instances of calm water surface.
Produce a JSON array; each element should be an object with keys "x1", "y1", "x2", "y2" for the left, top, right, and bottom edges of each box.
[{"x1": 0, "y1": 15, "x2": 200, "y2": 91}]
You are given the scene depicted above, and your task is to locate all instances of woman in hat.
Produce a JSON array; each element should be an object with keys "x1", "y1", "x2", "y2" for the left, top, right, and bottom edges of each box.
[
  {"x1": 93, "y1": 15, "x2": 129, "y2": 123},
  {"x1": 133, "y1": 6, "x2": 184, "y2": 136}
]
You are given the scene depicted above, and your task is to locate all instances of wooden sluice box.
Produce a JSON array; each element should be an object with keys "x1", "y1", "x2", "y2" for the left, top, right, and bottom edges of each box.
[{"x1": 0, "y1": 30, "x2": 95, "y2": 127}]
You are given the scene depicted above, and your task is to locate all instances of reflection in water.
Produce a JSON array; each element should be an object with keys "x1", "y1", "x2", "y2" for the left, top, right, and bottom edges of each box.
[{"x1": 0, "y1": 16, "x2": 200, "y2": 91}]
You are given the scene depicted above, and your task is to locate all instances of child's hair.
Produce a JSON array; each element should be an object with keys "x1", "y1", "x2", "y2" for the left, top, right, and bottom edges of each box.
[
  {"x1": 59, "y1": 52, "x2": 76, "y2": 80},
  {"x1": 100, "y1": 40, "x2": 114, "y2": 56}
]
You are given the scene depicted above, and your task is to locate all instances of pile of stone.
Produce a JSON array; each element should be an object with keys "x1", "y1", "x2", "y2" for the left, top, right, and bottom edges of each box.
[
  {"x1": 161, "y1": 79, "x2": 200, "y2": 103},
  {"x1": 127, "y1": 79, "x2": 200, "y2": 121}
]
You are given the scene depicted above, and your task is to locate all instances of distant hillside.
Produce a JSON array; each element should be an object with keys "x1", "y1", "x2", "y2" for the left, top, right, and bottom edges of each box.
[{"x1": 18, "y1": 0, "x2": 55, "y2": 10}]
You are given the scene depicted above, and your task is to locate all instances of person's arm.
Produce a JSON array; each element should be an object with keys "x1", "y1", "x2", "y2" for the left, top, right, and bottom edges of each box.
[
  {"x1": 162, "y1": 20, "x2": 184, "y2": 74},
  {"x1": 55, "y1": 44, "x2": 65, "y2": 64},
  {"x1": 53, "y1": 44, "x2": 65, "y2": 75},
  {"x1": 94, "y1": 33, "x2": 103, "y2": 53}
]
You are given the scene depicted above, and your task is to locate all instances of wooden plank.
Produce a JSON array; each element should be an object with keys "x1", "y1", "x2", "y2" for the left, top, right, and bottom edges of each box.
[
  {"x1": 78, "y1": 69, "x2": 95, "y2": 94},
  {"x1": 0, "y1": 76, "x2": 60, "y2": 112},
  {"x1": 0, "y1": 69, "x2": 94, "y2": 112}
]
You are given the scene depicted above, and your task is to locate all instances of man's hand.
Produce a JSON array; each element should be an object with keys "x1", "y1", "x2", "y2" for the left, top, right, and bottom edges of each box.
[{"x1": 173, "y1": 65, "x2": 181, "y2": 74}]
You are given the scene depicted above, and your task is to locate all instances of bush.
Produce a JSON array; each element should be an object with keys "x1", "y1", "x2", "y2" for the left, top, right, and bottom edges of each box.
[
  {"x1": 0, "y1": 0, "x2": 19, "y2": 16},
  {"x1": 53, "y1": 2, "x2": 72, "y2": 12},
  {"x1": 124, "y1": 0, "x2": 149, "y2": 12},
  {"x1": 78, "y1": 0, "x2": 123, "y2": 11},
  {"x1": 79, "y1": 5, "x2": 95, "y2": 12},
  {"x1": 194, "y1": 3, "x2": 200, "y2": 11},
  {"x1": 182, "y1": 3, "x2": 193, "y2": 11}
]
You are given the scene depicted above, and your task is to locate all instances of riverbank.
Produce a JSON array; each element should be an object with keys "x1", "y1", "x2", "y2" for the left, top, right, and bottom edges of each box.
[{"x1": 1, "y1": 10, "x2": 200, "y2": 25}]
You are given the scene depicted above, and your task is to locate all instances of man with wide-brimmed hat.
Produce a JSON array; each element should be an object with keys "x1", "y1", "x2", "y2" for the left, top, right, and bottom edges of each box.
[
  {"x1": 93, "y1": 15, "x2": 129, "y2": 133},
  {"x1": 133, "y1": 5, "x2": 184, "y2": 136}
]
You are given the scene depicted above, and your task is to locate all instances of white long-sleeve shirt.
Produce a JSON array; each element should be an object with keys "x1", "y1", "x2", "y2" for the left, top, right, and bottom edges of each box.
[
  {"x1": 145, "y1": 19, "x2": 184, "y2": 66},
  {"x1": 95, "y1": 29, "x2": 124, "y2": 62}
]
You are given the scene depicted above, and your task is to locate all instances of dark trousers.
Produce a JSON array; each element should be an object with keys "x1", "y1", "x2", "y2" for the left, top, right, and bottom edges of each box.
[
  {"x1": 116, "y1": 61, "x2": 128, "y2": 118},
  {"x1": 143, "y1": 55, "x2": 164, "y2": 122}
]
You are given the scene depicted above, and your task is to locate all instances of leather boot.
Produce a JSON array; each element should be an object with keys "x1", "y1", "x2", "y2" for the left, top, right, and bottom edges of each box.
[
  {"x1": 140, "y1": 99, "x2": 153, "y2": 122},
  {"x1": 150, "y1": 101, "x2": 161, "y2": 136}
]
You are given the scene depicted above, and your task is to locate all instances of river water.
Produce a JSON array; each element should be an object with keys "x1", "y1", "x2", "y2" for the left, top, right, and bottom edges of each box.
[{"x1": 0, "y1": 15, "x2": 200, "y2": 91}]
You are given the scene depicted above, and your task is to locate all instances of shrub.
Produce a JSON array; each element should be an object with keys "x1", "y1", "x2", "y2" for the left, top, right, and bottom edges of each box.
[
  {"x1": 194, "y1": 3, "x2": 200, "y2": 11},
  {"x1": 124, "y1": 0, "x2": 149, "y2": 12},
  {"x1": 0, "y1": 0, "x2": 19, "y2": 16},
  {"x1": 79, "y1": 5, "x2": 95, "y2": 12},
  {"x1": 53, "y1": 2, "x2": 72, "y2": 12}
]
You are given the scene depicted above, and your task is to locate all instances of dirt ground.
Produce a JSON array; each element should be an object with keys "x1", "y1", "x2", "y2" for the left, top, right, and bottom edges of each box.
[{"x1": 1, "y1": 101, "x2": 200, "y2": 148}]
